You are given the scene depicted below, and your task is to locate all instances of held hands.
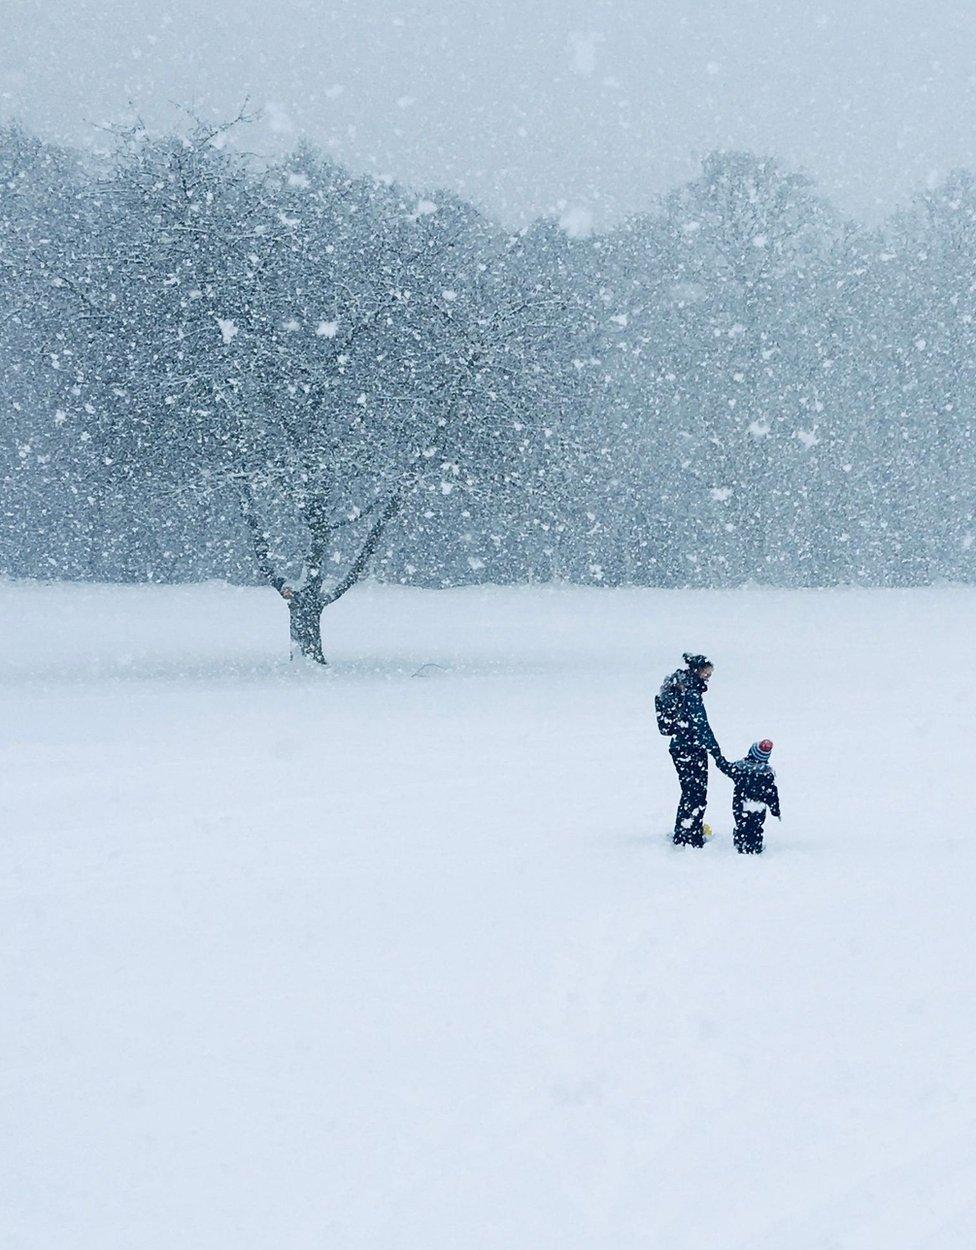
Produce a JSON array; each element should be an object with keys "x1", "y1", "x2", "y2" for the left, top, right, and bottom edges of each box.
[{"x1": 279, "y1": 586, "x2": 294, "y2": 600}]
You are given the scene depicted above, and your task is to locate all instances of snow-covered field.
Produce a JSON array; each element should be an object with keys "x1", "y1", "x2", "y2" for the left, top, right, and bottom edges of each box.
[{"x1": 2, "y1": 580, "x2": 973, "y2": 1249}]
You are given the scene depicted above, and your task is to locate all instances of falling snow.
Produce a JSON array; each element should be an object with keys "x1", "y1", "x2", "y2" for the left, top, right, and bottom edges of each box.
[{"x1": 2, "y1": 10, "x2": 976, "y2": 1247}]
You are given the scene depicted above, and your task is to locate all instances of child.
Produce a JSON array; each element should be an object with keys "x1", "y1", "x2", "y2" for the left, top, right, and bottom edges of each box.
[{"x1": 714, "y1": 739, "x2": 781, "y2": 854}]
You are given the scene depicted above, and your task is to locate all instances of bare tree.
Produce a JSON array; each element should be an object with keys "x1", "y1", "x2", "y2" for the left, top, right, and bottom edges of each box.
[{"x1": 40, "y1": 122, "x2": 569, "y2": 659}]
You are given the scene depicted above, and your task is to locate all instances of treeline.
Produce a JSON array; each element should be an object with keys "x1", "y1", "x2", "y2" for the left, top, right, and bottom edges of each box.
[{"x1": 2, "y1": 120, "x2": 975, "y2": 611}]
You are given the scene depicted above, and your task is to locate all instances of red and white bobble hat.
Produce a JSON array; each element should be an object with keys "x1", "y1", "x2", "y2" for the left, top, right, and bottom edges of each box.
[{"x1": 749, "y1": 739, "x2": 774, "y2": 763}]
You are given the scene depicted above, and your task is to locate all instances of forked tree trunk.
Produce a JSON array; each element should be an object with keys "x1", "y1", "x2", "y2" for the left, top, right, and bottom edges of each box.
[
  {"x1": 241, "y1": 486, "x2": 402, "y2": 667},
  {"x1": 288, "y1": 589, "x2": 327, "y2": 664}
]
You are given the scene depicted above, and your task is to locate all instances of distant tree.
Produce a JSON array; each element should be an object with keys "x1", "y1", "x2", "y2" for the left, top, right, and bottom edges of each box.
[
  {"x1": 0, "y1": 124, "x2": 97, "y2": 577},
  {"x1": 877, "y1": 173, "x2": 976, "y2": 582},
  {"x1": 600, "y1": 151, "x2": 855, "y2": 584}
]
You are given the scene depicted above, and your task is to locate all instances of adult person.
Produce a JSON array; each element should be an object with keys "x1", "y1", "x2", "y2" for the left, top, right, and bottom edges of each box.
[{"x1": 655, "y1": 653, "x2": 722, "y2": 847}]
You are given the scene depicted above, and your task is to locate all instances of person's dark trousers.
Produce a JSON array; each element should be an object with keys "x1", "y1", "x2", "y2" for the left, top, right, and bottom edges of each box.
[
  {"x1": 733, "y1": 812, "x2": 766, "y2": 854},
  {"x1": 670, "y1": 743, "x2": 708, "y2": 847}
]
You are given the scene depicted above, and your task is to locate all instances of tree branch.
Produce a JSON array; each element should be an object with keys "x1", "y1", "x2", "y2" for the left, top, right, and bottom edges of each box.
[
  {"x1": 319, "y1": 492, "x2": 402, "y2": 607},
  {"x1": 239, "y1": 485, "x2": 288, "y2": 593}
]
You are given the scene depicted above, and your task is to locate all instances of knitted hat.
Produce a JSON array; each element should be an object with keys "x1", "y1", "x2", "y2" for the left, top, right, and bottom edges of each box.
[
  {"x1": 683, "y1": 652, "x2": 712, "y2": 671},
  {"x1": 749, "y1": 739, "x2": 774, "y2": 762}
]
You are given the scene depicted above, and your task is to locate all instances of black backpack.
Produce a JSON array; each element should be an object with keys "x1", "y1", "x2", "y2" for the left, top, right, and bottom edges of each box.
[{"x1": 655, "y1": 672, "x2": 686, "y2": 736}]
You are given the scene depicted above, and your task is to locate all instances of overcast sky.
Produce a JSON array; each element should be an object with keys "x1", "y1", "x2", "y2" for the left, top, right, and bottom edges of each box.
[{"x1": 5, "y1": 0, "x2": 976, "y2": 228}]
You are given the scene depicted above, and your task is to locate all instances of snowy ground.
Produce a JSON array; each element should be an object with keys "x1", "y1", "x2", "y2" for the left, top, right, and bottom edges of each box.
[{"x1": 2, "y1": 579, "x2": 974, "y2": 1249}]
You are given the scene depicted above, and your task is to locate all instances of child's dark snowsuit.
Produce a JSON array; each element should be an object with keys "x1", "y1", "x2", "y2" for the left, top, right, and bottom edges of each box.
[
  {"x1": 714, "y1": 755, "x2": 781, "y2": 854},
  {"x1": 658, "y1": 668, "x2": 720, "y2": 847}
]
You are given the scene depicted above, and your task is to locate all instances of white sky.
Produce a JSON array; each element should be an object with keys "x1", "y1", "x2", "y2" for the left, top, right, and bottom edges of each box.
[{"x1": 4, "y1": 0, "x2": 976, "y2": 227}]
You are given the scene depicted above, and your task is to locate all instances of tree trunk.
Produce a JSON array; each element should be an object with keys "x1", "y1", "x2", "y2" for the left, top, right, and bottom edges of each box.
[{"x1": 288, "y1": 590, "x2": 327, "y2": 664}]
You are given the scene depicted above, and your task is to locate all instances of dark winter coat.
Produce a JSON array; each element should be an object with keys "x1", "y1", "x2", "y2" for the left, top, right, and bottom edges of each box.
[
  {"x1": 714, "y1": 755, "x2": 781, "y2": 823},
  {"x1": 659, "y1": 668, "x2": 720, "y2": 754}
]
